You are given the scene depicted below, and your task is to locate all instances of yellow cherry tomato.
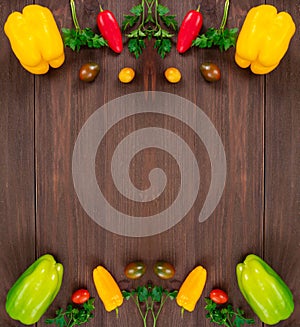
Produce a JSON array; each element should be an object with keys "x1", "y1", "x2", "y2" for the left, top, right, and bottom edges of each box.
[
  {"x1": 164, "y1": 67, "x2": 181, "y2": 83},
  {"x1": 118, "y1": 67, "x2": 135, "y2": 83}
]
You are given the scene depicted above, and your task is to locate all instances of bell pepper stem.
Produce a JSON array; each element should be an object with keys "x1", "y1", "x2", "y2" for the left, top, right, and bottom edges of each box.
[
  {"x1": 196, "y1": 5, "x2": 201, "y2": 12},
  {"x1": 220, "y1": 0, "x2": 230, "y2": 32},
  {"x1": 180, "y1": 306, "x2": 185, "y2": 318},
  {"x1": 70, "y1": 0, "x2": 81, "y2": 31}
]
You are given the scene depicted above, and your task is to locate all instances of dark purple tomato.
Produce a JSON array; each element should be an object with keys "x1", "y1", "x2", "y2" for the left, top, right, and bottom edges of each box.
[
  {"x1": 153, "y1": 261, "x2": 175, "y2": 280},
  {"x1": 200, "y1": 62, "x2": 221, "y2": 82},
  {"x1": 124, "y1": 261, "x2": 146, "y2": 280},
  {"x1": 79, "y1": 62, "x2": 100, "y2": 82}
]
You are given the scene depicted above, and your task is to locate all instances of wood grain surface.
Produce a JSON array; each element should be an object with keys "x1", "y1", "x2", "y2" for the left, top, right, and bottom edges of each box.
[{"x1": 0, "y1": 0, "x2": 299, "y2": 326}]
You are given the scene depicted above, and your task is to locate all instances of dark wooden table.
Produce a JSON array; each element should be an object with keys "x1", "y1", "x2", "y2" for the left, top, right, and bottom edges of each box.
[{"x1": 1, "y1": 1, "x2": 299, "y2": 326}]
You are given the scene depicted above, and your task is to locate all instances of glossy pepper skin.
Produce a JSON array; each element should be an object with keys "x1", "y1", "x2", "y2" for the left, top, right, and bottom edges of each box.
[
  {"x1": 177, "y1": 6, "x2": 203, "y2": 53},
  {"x1": 235, "y1": 5, "x2": 296, "y2": 74},
  {"x1": 93, "y1": 265, "x2": 123, "y2": 312},
  {"x1": 4, "y1": 4, "x2": 65, "y2": 75},
  {"x1": 97, "y1": 6, "x2": 123, "y2": 53},
  {"x1": 6, "y1": 254, "x2": 63, "y2": 325},
  {"x1": 176, "y1": 265, "x2": 207, "y2": 312},
  {"x1": 236, "y1": 254, "x2": 294, "y2": 325}
]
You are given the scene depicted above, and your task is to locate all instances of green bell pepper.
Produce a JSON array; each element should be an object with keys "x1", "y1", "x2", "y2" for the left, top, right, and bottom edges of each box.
[
  {"x1": 236, "y1": 254, "x2": 294, "y2": 325},
  {"x1": 6, "y1": 254, "x2": 63, "y2": 325}
]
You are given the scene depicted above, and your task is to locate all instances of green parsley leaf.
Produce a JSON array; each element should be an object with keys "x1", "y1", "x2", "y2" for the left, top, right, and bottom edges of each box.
[
  {"x1": 122, "y1": 14, "x2": 140, "y2": 31},
  {"x1": 168, "y1": 290, "x2": 178, "y2": 300},
  {"x1": 193, "y1": 27, "x2": 238, "y2": 51},
  {"x1": 157, "y1": 4, "x2": 170, "y2": 16},
  {"x1": 122, "y1": 4, "x2": 143, "y2": 31},
  {"x1": 61, "y1": 27, "x2": 107, "y2": 52},
  {"x1": 122, "y1": 290, "x2": 132, "y2": 300},
  {"x1": 193, "y1": 34, "x2": 208, "y2": 48},
  {"x1": 154, "y1": 38, "x2": 172, "y2": 59},
  {"x1": 204, "y1": 298, "x2": 254, "y2": 327},
  {"x1": 151, "y1": 286, "x2": 163, "y2": 302},
  {"x1": 160, "y1": 15, "x2": 178, "y2": 31},
  {"x1": 128, "y1": 38, "x2": 146, "y2": 58},
  {"x1": 130, "y1": 4, "x2": 144, "y2": 16},
  {"x1": 45, "y1": 298, "x2": 95, "y2": 327},
  {"x1": 192, "y1": 0, "x2": 238, "y2": 52},
  {"x1": 122, "y1": 0, "x2": 177, "y2": 58},
  {"x1": 137, "y1": 286, "x2": 149, "y2": 302},
  {"x1": 45, "y1": 308, "x2": 67, "y2": 327},
  {"x1": 61, "y1": 0, "x2": 107, "y2": 52}
]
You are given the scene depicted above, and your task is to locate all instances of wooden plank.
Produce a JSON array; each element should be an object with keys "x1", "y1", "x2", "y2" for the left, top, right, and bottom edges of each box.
[
  {"x1": 35, "y1": 0, "x2": 265, "y2": 326},
  {"x1": 265, "y1": 1, "x2": 300, "y2": 326},
  {"x1": 154, "y1": 1, "x2": 264, "y2": 326},
  {"x1": 34, "y1": 1, "x2": 147, "y2": 326},
  {"x1": 1, "y1": 0, "x2": 286, "y2": 326},
  {"x1": 0, "y1": 1, "x2": 35, "y2": 326}
]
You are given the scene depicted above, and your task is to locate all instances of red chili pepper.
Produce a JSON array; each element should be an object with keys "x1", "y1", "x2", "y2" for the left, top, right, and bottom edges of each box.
[
  {"x1": 97, "y1": 6, "x2": 123, "y2": 53},
  {"x1": 177, "y1": 5, "x2": 203, "y2": 54}
]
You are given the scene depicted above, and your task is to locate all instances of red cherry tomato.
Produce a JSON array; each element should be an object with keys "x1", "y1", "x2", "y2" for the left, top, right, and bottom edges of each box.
[
  {"x1": 71, "y1": 289, "x2": 90, "y2": 304},
  {"x1": 209, "y1": 289, "x2": 229, "y2": 304}
]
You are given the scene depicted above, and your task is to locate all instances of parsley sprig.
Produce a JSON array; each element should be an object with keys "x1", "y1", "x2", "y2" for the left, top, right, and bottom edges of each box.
[
  {"x1": 122, "y1": 283, "x2": 178, "y2": 327},
  {"x1": 193, "y1": 0, "x2": 238, "y2": 51},
  {"x1": 122, "y1": 0, "x2": 178, "y2": 58},
  {"x1": 205, "y1": 298, "x2": 255, "y2": 327},
  {"x1": 61, "y1": 0, "x2": 107, "y2": 52},
  {"x1": 45, "y1": 298, "x2": 95, "y2": 327}
]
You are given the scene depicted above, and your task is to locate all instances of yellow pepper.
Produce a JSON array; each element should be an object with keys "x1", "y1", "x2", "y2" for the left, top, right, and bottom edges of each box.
[
  {"x1": 235, "y1": 5, "x2": 296, "y2": 74},
  {"x1": 4, "y1": 4, "x2": 65, "y2": 74},
  {"x1": 176, "y1": 265, "x2": 207, "y2": 313},
  {"x1": 93, "y1": 265, "x2": 123, "y2": 313}
]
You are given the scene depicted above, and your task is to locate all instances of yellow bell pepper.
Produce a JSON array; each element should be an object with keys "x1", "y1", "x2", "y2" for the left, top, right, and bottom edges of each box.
[
  {"x1": 4, "y1": 4, "x2": 65, "y2": 74},
  {"x1": 235, "y1": 5, "x2": 296, "y2": 74},
  {"x1": 93, "y1": 265, "x2": 123, "y2": 313},
  {"x1": 176, "y1": 265, "x2": 207, "y2": 313}
]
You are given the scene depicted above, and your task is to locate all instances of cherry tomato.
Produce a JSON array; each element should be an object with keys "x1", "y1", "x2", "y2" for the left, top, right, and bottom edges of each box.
[
  {"x1": 79, "y1": 62, "x2": 100, "y2": 82},
  {"x1": 200, "y1": 62, "x2": 221, "y2": 82},
  {"x1": 71, "y1": 289, "x2": 90, "y2": 304},
  {"x1": 124, "y1": 261, "x2": 146, "y2": 279},
  {"x1": 209, "y1": 289, "x2": 229, "y2": 304},
  {"x1": 118, "y1": 67, "x2": 135, "y2": 83},
  {"x1": 153, "y1": 261, "x2": 175, "y2": 280},
  {"x1": 164, "y1": 67, "x2": 181, "y2": 83}
]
